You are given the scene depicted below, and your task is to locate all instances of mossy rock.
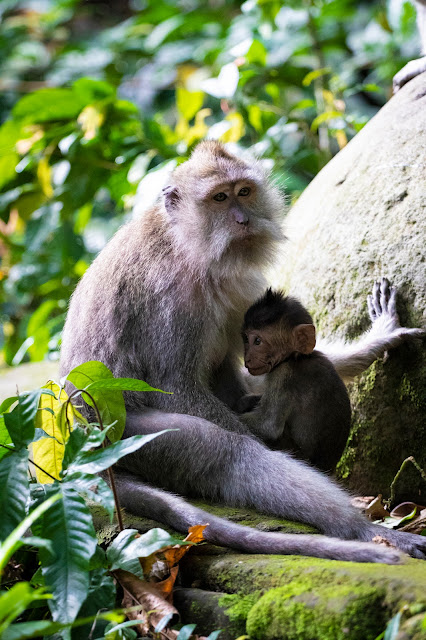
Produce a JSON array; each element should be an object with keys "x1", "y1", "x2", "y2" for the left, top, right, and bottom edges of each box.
[{"x1": 270, "y1": 72, "x2": 426, "y2": 501}]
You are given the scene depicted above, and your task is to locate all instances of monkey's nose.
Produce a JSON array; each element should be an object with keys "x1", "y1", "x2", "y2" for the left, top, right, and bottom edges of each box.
[{"x1": 230, "y1": 207, "x2": 249, "y2": 225}]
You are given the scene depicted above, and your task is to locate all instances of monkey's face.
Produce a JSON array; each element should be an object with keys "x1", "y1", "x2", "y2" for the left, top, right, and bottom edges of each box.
[
  {"x1": 242, "y1": 329, "x2": 285, "y2": 375},
  {"x1": 162, "y1": 142, "x2": 285, "y2": 269}
]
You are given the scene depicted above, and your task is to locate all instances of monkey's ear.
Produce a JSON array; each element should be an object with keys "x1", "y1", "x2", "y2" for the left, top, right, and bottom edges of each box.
[
  {"x1": 162, "y1": 185, "x2": 180, "y2": 213},
  {"x1": 293, "y1": 324, "x2": 316, "y2": 354}
]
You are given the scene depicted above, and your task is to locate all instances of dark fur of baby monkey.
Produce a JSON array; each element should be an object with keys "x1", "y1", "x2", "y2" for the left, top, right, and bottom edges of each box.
[{"x1": 239, "y1": 289, "x2": 351, "y2": 471}]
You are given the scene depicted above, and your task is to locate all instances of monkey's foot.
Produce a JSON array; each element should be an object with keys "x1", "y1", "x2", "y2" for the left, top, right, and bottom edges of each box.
[
  {"x1": 393, "y1": 56, "x2": 426, "y2": 92},
  {"x1": 367, "y1": 277, "x2": 425, "y2": 346},
  {"x1": 366, "y1": 524, "x2": 426, "y2": 560}
]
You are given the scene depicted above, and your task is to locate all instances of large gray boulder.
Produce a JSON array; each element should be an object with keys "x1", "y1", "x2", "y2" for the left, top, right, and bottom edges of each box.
[{"x1": 270, "y1": 73, "x2": 426, "y2": 500}]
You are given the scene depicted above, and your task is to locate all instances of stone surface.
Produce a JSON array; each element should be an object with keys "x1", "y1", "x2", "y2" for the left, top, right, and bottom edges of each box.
[
  {"x1": 93, "y1": 504, "x2": 426, "y2": 640},
  {"x1": 270, "y1": 72, "x2": 426, "y2": 501}
]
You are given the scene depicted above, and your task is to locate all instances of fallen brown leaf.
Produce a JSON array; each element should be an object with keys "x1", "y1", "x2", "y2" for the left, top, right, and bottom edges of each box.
[{"x1": 114, "y1": 568, "x2": 179, "y2": 635}]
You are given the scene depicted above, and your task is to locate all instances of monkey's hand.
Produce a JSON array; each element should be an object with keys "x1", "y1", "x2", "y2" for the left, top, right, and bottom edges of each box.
[
  {"x1": 367, "y1": 278, "x2": 425, "y2": 348},
  {"x1": 393, "y1": 57, "x2": 426, "y2": 92}
]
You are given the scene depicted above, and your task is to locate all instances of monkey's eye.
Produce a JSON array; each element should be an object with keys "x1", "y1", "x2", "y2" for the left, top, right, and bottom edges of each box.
[
  {"x1": 213, "y1": 192, "x2": 228, "y2": 202},
  {"x1": 242, "y1": 334, "x2": 248, "y2": 344},
  {"x1": 254, "y1": 337, "x2": 261, "y2": 346},
  {"x1": 238, "y1": 187, "x2": 251, "y2": 197}
]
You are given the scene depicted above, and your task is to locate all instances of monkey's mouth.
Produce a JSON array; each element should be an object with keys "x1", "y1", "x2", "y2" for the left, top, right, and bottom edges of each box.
[{"x1": 246, "y1": 364, "x2": 270, "y2": 376}]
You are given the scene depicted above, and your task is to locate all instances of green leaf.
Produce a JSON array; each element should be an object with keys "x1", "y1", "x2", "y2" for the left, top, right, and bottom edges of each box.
[
  {"x1": 4, "y1": 389, "x2": 53, "y2": 448},
  {"x1": 107, "y1": 528, "x2": 188, "y2": 578},
  {"x1": 12, "y1": 88, "x2": 86, "y2": 123},
  {"x1": 0, "y1": 417, "x2": 13, "y2": 462},
  {"x1": 302, "y1": 67, "x2": 332, "y2": 86},
  {"x1": 0, "y1": 583, "x2": 51, "y2": 635},
  {"x1": 72, "y1": 566, "x2": 116, "y2": 640},
  {"x1": 64, "y1": 472, "x2": 115, "y2": 520},
  {"x1": 87, "y1": 378, "x2": 171, "y2": 394},
  {"x1": 39, "y1": 484, "x2": 98, "y2": 623},
  {"x1": 66, "y1": 431, "x2": 171, "y2": 476},
  {"x1": 0, "y1": 448, "x2": 29, "y2": 541},
  {"x1": 246, "y1": 39, "x2": 267, "y2": 66},
  {"x1": 206, "y1": 631, "x2": 222, "y2": 640},
  {"x1": 177, "y1": 624, "x2": 197, "y2": 640},
  {"x1": 176, "y1": 88, "x2": 204, "y2": 122},
  {"x1": 0, "y1": 397, "x2": 18, "y2": 413},
  {"x1": 0, "y1": 494, "x2": 60, "y2": 575},
  {"x1": 2, "y1": 611, "x2": 124, "y2": 640},
  {"x1": 66, "y1": 361, "x2": 126, "y2": 442}
]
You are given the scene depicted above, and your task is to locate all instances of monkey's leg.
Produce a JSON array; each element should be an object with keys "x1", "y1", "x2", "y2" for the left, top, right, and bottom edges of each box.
[
  {"x1": 120, "y1": 408, "x2": 426, "y2": 561},
  {"x1": 112, "y1": 471, "x2": 400, "y2": 564},
  {"x1": 316, "y1": 278, "x2": 424, "y2": 382}
]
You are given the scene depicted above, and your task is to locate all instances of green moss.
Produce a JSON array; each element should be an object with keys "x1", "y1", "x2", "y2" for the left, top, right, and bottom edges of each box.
[
  {"x1": 399, "y1": 373, "x2": 426, "y2": 410},
  {"x1": 246, "y1": 581, "x2": 389, "y2": 640},
  {"x1": 219, "y1": 593, "x2": 259, "y2": 625}
]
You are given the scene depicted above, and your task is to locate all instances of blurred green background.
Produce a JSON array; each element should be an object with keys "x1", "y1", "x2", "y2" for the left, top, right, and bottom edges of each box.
[{"x1": 0, "y1": 0, "x2": 421, "y2": 368}]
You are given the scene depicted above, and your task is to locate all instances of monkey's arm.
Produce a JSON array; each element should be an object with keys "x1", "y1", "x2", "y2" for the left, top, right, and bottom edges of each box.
[
  {"x1": 316, "y1": 279, "x2": 424, "y2": 382},
  {"x1": 393, "y1": 0, "x2": 426, "y2": 91}
]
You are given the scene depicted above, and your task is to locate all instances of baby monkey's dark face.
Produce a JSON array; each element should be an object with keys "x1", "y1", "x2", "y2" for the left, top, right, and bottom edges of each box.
[
  {"x1": 242, "y1": 322, "x2": 316, "y2": 376},
  {"x1": 242, "y1": 327, "x2": 285, "y2": 376}
]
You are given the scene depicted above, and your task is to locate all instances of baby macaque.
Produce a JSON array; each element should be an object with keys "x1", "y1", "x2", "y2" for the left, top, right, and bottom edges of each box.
[{"x1": 240, "y1": 289, "x2": 351, "y2": 471}]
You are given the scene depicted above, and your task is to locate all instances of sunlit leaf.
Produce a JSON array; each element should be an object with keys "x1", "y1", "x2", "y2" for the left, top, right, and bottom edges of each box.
[
  {"x1": 302, "y1": 67, "x2": 332, "y2": 86},
  {"x1": 201, "y1": 63, "x2": 239, "y2": 99},
  {"x1": 33, "y1": 382, "x2": 72, "y2": 483},
  {"x1": 78, "y1": 105, "x2": 105, "y2": 140},
  {"x1": 220, "y1": 112, "x2": 245, "y2": 143},
  {"x1": 176, "y1": 88, "x2": 204, "y2": 122},
  {"x1": 66, "y1": 361, "x2": 126, "y2": 442}
]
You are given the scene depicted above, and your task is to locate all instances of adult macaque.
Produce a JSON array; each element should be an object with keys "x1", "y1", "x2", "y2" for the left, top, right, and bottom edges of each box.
[
  {"x1": 393, "y1": 0, "x2": 426, "y2": 91},
  {"x1": 239, "y1": 289, "x2": 351, "y2": 472},
  {"x1": 60, "y1": 141, "x2": 426, "y2": 563}
]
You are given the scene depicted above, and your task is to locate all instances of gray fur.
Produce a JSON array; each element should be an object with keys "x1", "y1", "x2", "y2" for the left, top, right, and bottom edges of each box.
[
  {"x1": 241, "y1": 351, "x2": 351, "y2": 471},
  {"x1": 60, "y1": 142, "x2": 426, "y2": 563}
]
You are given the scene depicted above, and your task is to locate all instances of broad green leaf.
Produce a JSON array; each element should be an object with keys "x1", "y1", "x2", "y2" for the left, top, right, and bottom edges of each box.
[
  {"x1": 107, "y1": 528, "x2": 188, "y2": 578},
  {"x1": 66, "y1": 431, "x2": 171, "y2": 475},
  {"x1": 39, "y1": 484, "x2": 98, "y2": 624},
  {"x1": 12, "y1": 88, "x2": 86, "y2": 122},
  {"x1": 66, "y1": 361, "x2": 126, "y2": 442},
  {"x1": 64, "y1": 472, "x2": 115, "y2": 520},
  {"x1": 0, "y1": 583, "x2": 51, "y2": 635},
  {"x1": 4, "y1": 389, "x2": 47, "y2": 448},
  {"x1": 0, "y1": 494, "x2": 60, "y2": 575},
  {"x1": 72, "y1": 567, "x2": 115, "y2": 639},
  {"x1": 33, "y1": 381, "x2": 72, "y2": 483},
  {"x1": 176, "y1": 88, "x2": 204, "y2": 122},
  {"x1": 206, "y1": 631, "x2": 222, "y2": 640},
  {"x1": 0, "y1": 448, "x2": 29, "y2": 541},
  {"x1": 87, "y1": 378, "x2": 171, "y2": 394}
]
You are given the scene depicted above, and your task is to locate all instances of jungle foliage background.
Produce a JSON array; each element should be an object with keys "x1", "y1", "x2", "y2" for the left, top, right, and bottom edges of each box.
[{"x1": 0, "y1": 0, "x2": 422, "y2": 371}]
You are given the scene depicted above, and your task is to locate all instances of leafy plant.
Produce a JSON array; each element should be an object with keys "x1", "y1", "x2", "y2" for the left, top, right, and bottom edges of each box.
[{"x1": 0, "y1": 361, "x2": 216, "y2": 640}]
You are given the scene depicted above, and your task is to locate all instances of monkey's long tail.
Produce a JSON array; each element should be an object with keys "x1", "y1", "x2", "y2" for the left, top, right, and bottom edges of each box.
[{"x1": 112, "y1": 472, "x2": 401, "y2": 565}]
